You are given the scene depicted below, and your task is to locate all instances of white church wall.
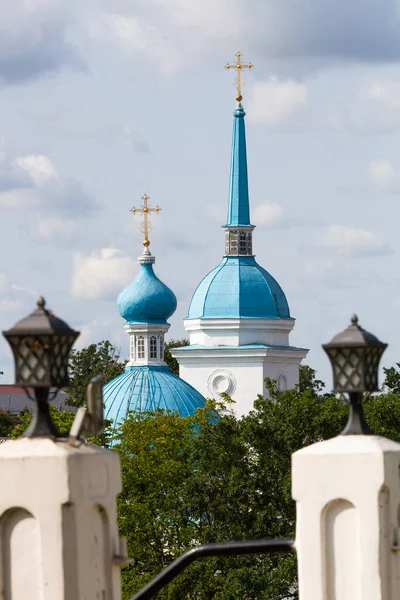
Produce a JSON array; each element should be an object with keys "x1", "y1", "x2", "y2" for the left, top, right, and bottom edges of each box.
[
  {"x1": 263, "y1": 360, "x2": 301, "y2": 392},
  {"x1": 185, "y1": 318, "x2": 294, "y2": 348},
  {"x1": 188, "y1": 328, "x2": 239, "y2": 346},
  {"x1": 174, "y1": 343, "x2": 307, "y2": 417},
  {"x1": 178, "y1": 359, "x2": 264, "y2": 417}
]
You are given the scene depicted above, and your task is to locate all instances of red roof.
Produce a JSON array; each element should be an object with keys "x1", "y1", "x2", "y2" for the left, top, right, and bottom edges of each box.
[
  {"x1": 0, "y1": 385, "x2": 30, "y2": 395},
  {"x1": 0, "y1": 385, "x2": 67, "y2": 395}
]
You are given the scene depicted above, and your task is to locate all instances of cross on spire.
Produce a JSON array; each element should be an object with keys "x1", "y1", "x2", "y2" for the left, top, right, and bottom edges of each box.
[
  {"x1": 225, "y1": 51, "x2": 254, "y2": 102},
  {"x1": 130, "y1": 193, "x2": 161, "y2": 247}
]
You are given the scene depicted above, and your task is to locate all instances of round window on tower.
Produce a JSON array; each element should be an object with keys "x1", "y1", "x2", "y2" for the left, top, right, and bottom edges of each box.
[{"x1": 207, "y1": 369, "x2": 236, "y2": 397}]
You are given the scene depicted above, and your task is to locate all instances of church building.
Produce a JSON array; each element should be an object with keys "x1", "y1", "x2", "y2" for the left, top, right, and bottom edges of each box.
[
  {"x1": 104, "y1": 53, "x2": 308, "y2": 427},
  {"x1": 103, "y1": 194, "x2": 206, "y2": 437},
  {"x1": 170, "y1": 53, "x2": 308, "y2": 416}
]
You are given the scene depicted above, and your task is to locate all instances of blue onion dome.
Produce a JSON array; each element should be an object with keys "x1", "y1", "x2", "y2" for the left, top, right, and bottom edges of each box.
[
  {"x1": 187, "y1": 256, "x2": 291, "y2": 319},
  {"x1": 117, "y1": 248, "x2": 177, "y2": 324},
  {"x1": 103, "y1": 365, "x2": 206, "y2": 436}
]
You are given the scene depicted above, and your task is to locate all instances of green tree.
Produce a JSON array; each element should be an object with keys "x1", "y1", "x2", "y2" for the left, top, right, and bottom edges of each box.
[
  {"x1": 67, "y1": 340, "x2": 126, "y2": 407},
  {"x1": 114, "y1": 375, "x2": 356, "y2": 600},
  {"x1": 0, "y1": 410, "x2": 18, "y2": 437},
  {"x1": 163, "y1": 339, "x2": 189, "y2": 375},
  {"x1": 383, "y1": 363, "x2": 400, "y2": 394},
  {"x1": 10, "y1": 406, "x2": 76, "y2": 439},
  {"x1": 298, "y1": 364, "x2": 325, "y2": 394},
  {"x1": 10, "y1": 405, "x2": 113, "y2": 445},
  {"x1": 116, "y1": 373, "x2": 400, "y2": 600}
]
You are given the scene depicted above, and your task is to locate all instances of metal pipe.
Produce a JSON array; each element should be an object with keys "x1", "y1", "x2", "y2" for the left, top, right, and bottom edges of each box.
[{"x1": 130, "y1": 538, "x2": 295, "y2": 600}]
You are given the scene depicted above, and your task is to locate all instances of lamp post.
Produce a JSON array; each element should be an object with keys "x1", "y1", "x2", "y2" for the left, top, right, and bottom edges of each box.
[
  {"x1": 322, "y1": 314, "x2": 387, "y2": 435},
  {"x1": 2, "y1": 296, "x2": 79, "y2": 438}
]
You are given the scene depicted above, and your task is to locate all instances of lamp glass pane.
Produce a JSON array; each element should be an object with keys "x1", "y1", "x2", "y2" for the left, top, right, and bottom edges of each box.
[
  {"x1": 11, "y1": 335, "x2": 51, "y2": 385},
  {"x1": 364, "y1": 346, "x2": 384, "y2": 391},
  {"x1": 329, "y1": 346, "x2": 364, "y2": 392},
  {"x1": 51, "y1": 335, "x2": 75, "y2": 386}
]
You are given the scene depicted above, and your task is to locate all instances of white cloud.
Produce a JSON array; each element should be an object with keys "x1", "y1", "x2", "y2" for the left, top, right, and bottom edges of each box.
[
  {"x1": 0, "y1": 0, "x2": 82, "y2": 84},
  {"x1": 0, "y1": 298, "x2": 24, "y2": 311},
  {"x1": 74, "y1": 323, "x2": 95, "y2": 349},
  {"x1": 10, "y1": 283, "x2": 38, "y2": 298},
  {"x1": 89, "y1": 0, "x2": 250, "y2": 74},
  {"x1": 333, "y1": 79, "x2": 400, "y2": 133},
  {"x1": 0, "y1": 274, "x2": 35, "y2": 313},
  {"x1": 304, "y1": 259, "x2": 333, "y2": 279},
  {"x1": 205, "y1": 203, "x2": 226, "y2": 224},
  {"x1": 252, "y1": 203, "x2": 284, "y2": 226},
  {"x1": 37, "y1": 217, "x2": 78, "y2": 240},
  {"x1": 369, "y1": 160, "x2": 400, "y2": 193},
  {"x1": 362, "y1": 79, "x2": 400, "y2": 110},
  {"x1": 247, "y1": 79, "x2": 308, "y2": 125},
  {"x1": 92, "y1": 13, "x2": 182, "y2": 75},
  {"x1": 90, "y1": 0, "x2": 400, "y2": 76},
  {"x1": 315, "y1": 225, "x2": 391, "y2": 257},
  {"x1": 70, "y1": 248, "x2": 136, "y2": 300},
  {"x1": 0, "y1": 274, "x2": 8, "y2": 293},
  {"x1": 0, "y1": 188, "x2": 40, "y2": 208},
  {"x1": 15, "y1": 155, "x2": 57, "y2": 185},
  {"x1": 0, "y1": 143, "x2": 97, "y2": 216}
]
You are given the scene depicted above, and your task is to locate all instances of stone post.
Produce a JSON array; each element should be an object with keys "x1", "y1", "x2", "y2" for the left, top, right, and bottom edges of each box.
[
  {"x1": 0, "y1": 437, "x2": 123, "y2": 600},
  {"x1": 293, "y1": 435, "x2": 400, "y2": 600}
]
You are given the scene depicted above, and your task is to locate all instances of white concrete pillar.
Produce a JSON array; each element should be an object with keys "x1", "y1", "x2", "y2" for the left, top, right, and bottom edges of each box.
[
  {"x1": 0, "y1": 438, "x2": 123, "y2": 600},
  {"x1": 292, "y1": 435, "x2": 400, "y2": 600}
]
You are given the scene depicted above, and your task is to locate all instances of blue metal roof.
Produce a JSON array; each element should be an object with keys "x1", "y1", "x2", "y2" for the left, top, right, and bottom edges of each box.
[
  {"x1": 187, "y1": 256, "x2": 291, "y2": 319},
  {"x1": 224, "y1": 105, "x2": 253, "y2": 227},
  {"x1": 117, "y1": 262, "x2": 177, "y2": 324},
  {"x1": 103, "y1": 365, "x2": 206, "y2": 438}
]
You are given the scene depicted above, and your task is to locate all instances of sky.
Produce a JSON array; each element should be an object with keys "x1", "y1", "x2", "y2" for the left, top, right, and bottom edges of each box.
[{"x1": 1, "y1": 0, "x2": 400, "y2": 389}]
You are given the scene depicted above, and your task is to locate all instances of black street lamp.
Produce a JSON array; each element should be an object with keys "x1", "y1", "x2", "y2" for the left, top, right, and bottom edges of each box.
[
  {"x1": 322, "y1": 314, "x2": 387, "y2": 435},
  {"x1": 2, "y1": 297, "x2": 79, "y2": 438}
]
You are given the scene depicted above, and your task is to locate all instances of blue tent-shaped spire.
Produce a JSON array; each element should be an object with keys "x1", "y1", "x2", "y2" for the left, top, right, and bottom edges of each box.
[{"x1": 224, "y1": 103, "x2": 252, "y2": 227}]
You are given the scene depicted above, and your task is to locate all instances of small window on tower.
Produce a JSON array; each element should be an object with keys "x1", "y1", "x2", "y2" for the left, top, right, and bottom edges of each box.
[
  {"x1": 229, "y1": 231, "x2": 238, "y2": 254},
  {"x1": 239, "y1": 231, "x2": 247, "y2": 254},
  {"x1": 247, "y1": 232, "x2": 252, "y2": 255},
  {"x1": 225, "y1": 230, "x2": 230, "y2": 255},
  {"x1": 159, "y1": 336, "x2": 164, "y2": 360},
  {"x1": 137, "y1": 336, "x2": 145, "y2": 359},
  {"x1": 130, "y1": 336, "x2": 135, "y2": 361},
  {"x1": 150, "y1": 336, "x2": 158, "y2": 359}
]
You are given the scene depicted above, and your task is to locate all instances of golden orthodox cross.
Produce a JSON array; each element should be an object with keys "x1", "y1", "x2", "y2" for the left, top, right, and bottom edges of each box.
[
  {"x1": 130, "y1": 193, "x2": 161, "y2": 247},
  {"x1": 225, "y1": 51, "x2": 254, "y2": 102}
]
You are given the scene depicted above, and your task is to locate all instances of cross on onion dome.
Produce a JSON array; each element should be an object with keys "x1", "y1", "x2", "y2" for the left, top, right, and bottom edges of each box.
[{"x1": 130, "y1": 193, "x2": 161, "y2": 247}]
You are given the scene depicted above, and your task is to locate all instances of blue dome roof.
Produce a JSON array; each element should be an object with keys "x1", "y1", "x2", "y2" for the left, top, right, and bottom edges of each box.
[
  {"x1": 117, "y1": 262, "x2": 177, "y2": 324},
  {"x1": 187, "y1": 256, "x2": 290, "y2": 319},
  {"x1": 103, "y1": 366, "x2": 206, "y2": 436}
]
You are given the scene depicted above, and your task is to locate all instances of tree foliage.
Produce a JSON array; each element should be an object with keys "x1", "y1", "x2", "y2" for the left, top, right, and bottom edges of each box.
[
  {"x1": 9, "y1": 406, "x2": 76, "y2": 439},
  {"x1": 114, "y1": 380, "x2": 337, "y2": 599},
  {"x1": 383, "y1": 363, "x2": 400, "y2": 394},
  {"x1": 298, "y1": 364, "x2": 325, "y2": 394},
  {"x1": 67, "y1": 340, "x2": 126, "y2": 407},
  {"x1": 0, "y1": 410, "x2": 18, "y2": 437},
  {"x1": 114, "y1": 368, "x2": 400, "y2": 600},
  {"x1": 163, "y1": 339, "x2": 189, "y2": 376}
]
